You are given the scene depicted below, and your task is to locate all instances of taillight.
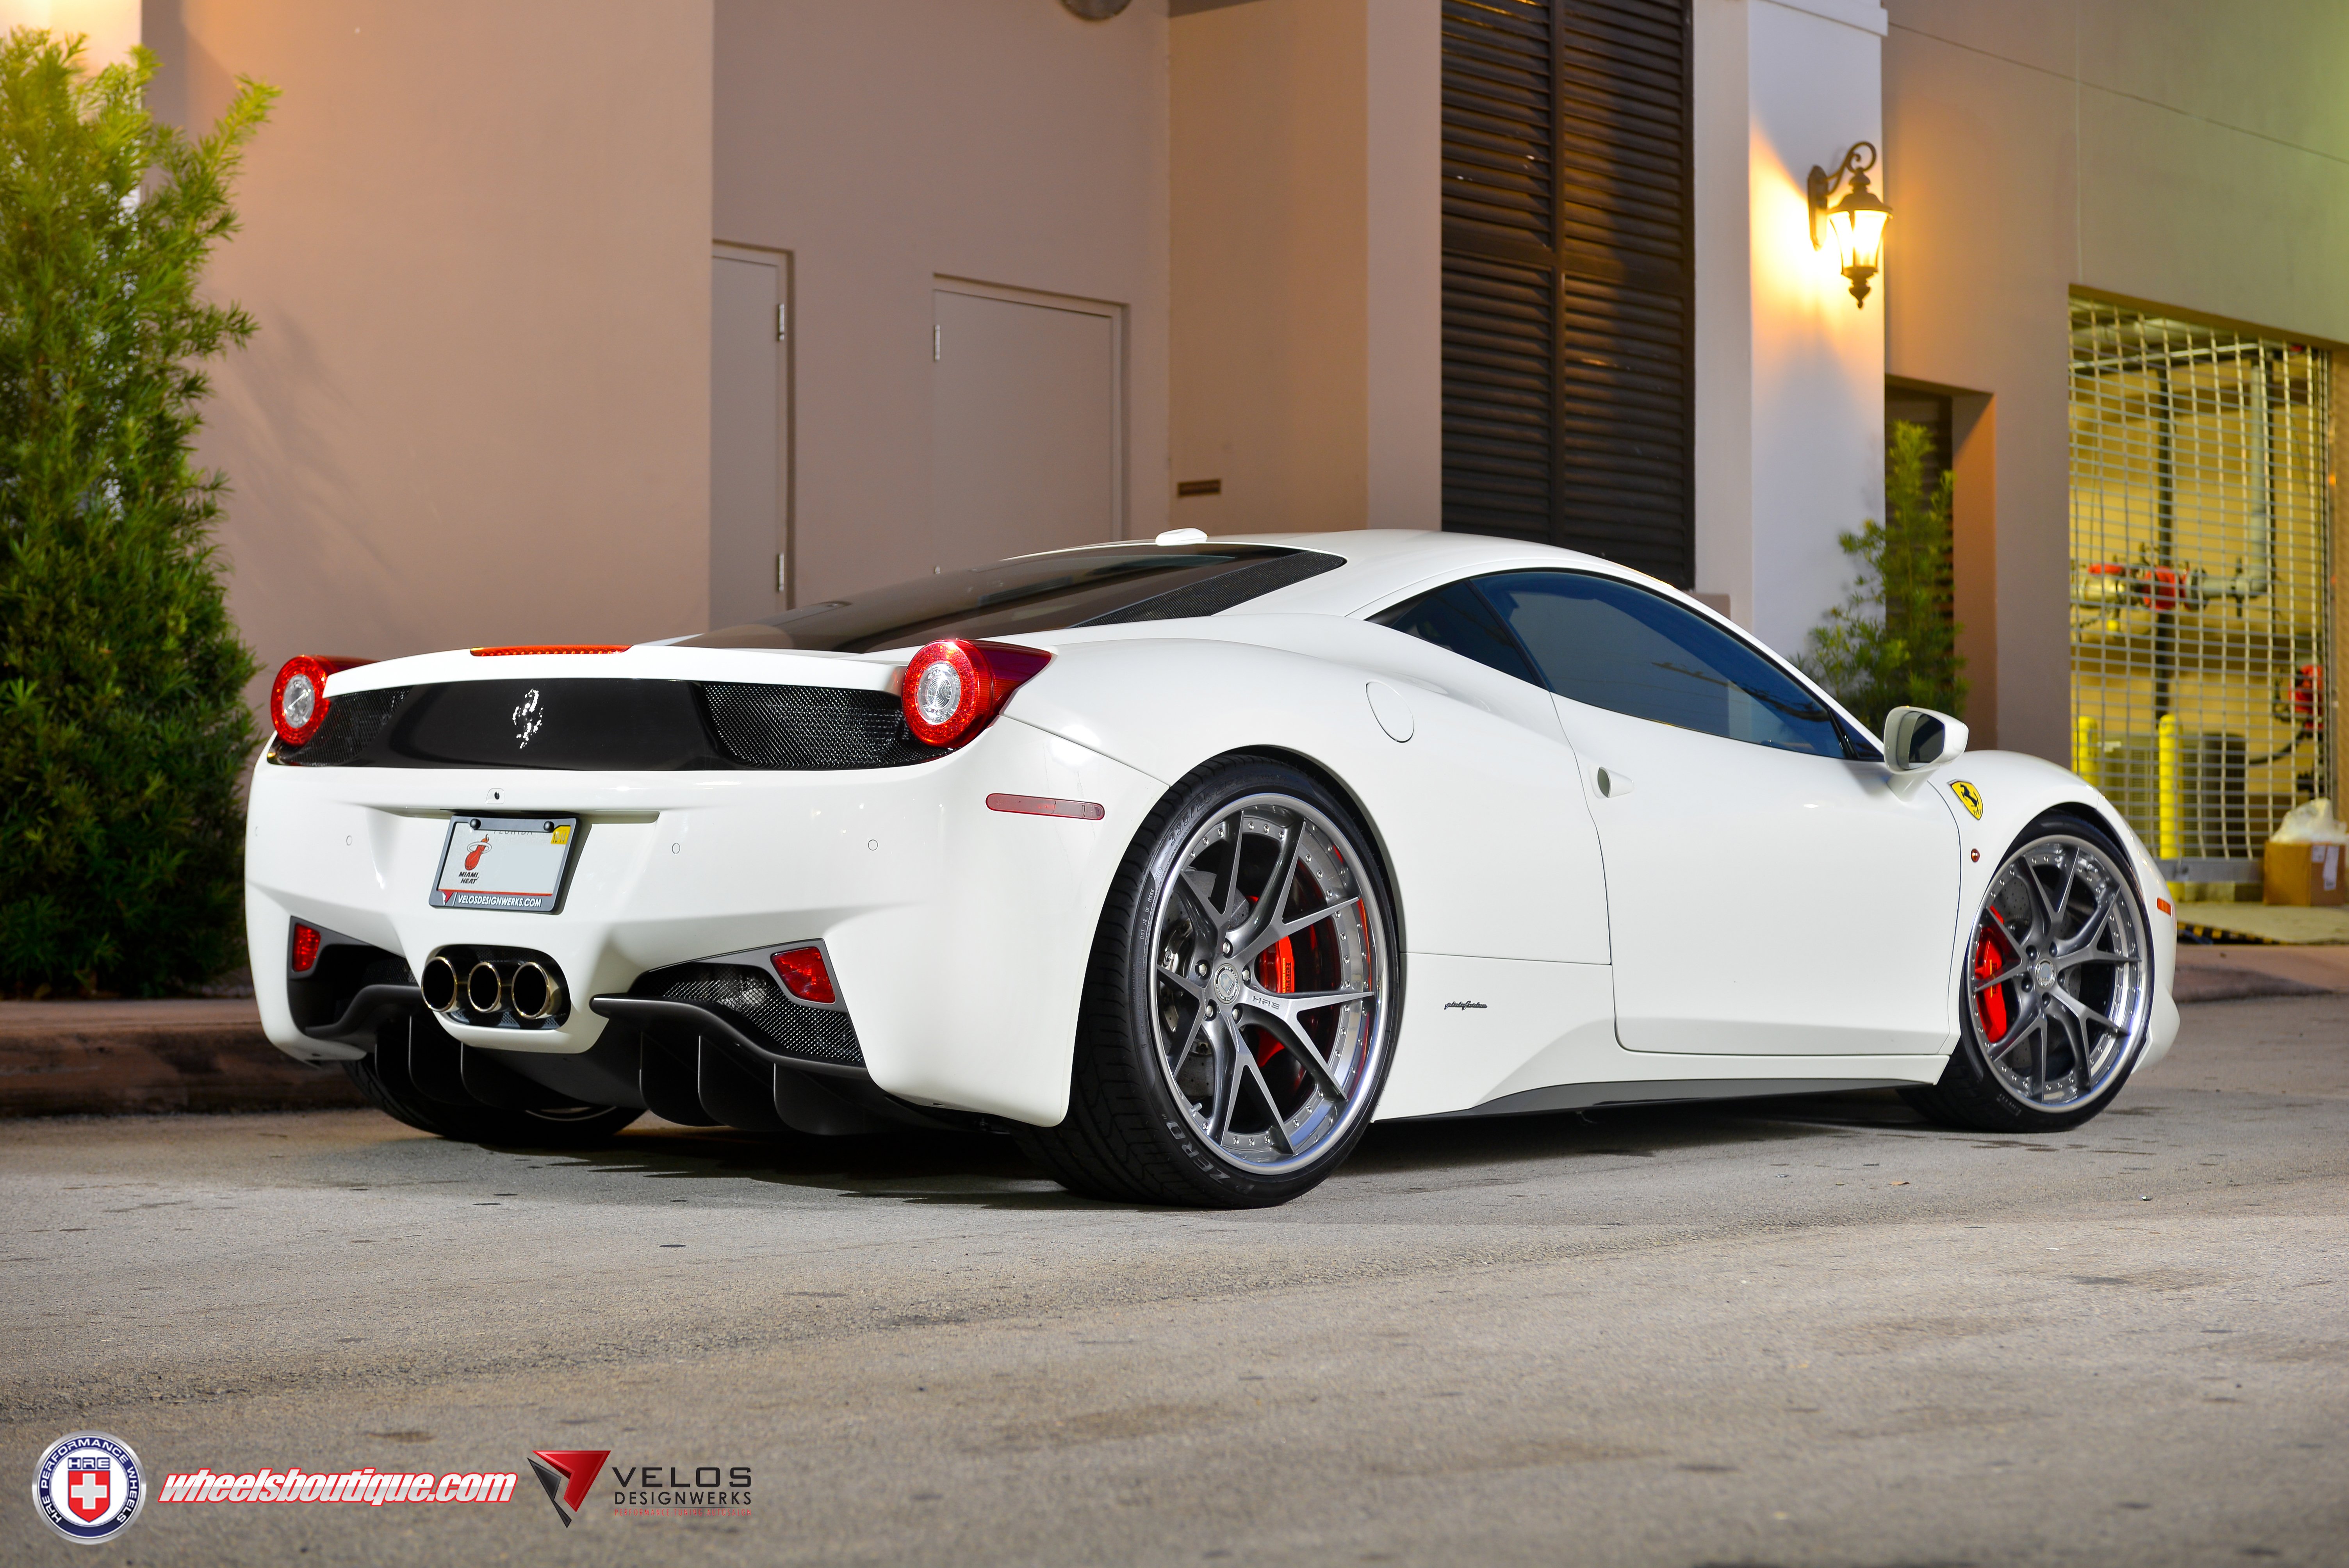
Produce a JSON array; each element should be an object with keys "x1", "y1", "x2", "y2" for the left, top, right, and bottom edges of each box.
[
  {"x1": 289, "y1": 921, "x2": 323, "y2": 975},
  {"x1": 900, "y1": 639, "x2": 1052, "y2": 749},
  {"x1": 770, "y1": 946, "x2": 836, "y2": 1004},
  {"x1": 269, "y1": 655, "x2": 373, "y2": 747}
]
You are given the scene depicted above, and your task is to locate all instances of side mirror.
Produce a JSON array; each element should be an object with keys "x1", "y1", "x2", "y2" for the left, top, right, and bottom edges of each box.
[{"x1": 1882, "y1": 706, "x2": 1969, "y2": 772}]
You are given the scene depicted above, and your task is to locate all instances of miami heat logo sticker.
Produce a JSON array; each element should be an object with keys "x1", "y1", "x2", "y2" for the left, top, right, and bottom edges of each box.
[
  {"x1": 464, "y1": 838, "x2": 490, "y2": 871},
  {"x1": 32, "y1": 1431, "x2": 146, "y2": 1544}
]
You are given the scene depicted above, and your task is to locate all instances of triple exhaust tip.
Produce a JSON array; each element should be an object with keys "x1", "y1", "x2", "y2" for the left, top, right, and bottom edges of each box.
[{"x1": 422, "y1": 955, "x2": 563, "y2": 1022}]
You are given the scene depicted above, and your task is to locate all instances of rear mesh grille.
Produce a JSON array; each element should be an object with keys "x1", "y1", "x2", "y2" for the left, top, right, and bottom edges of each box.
[
  {"x1": 701, "y1": 684, "x2": 940, "y2": 770},
  {"x1": 638, "y1": 963, "x2": 865, "y2": 1069},
  {"x1": 275, "y1": 688, "x2": 408, "y2": 766}
]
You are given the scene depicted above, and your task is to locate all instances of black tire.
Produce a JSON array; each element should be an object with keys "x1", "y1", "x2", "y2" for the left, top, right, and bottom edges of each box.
[
  {"x1": 1019, "y1": 755, "x2": 1403, "y2": 1208},
  {"x1": 1902, "y1": 811, "x2": 2156, "y2": 1135},
  {"x1": 343, "y1": 1049, "x2": 641, "y2": 1149}
]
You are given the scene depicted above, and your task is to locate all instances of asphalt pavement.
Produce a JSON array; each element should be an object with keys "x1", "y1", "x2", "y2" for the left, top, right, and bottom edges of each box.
[{"x1": 6, "y1": 994, "x2": 2345, "y2": 1566}]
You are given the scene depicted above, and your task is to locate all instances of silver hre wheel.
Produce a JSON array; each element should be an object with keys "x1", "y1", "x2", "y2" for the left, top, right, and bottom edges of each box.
[
  {"x1": 1019, "y1": 756, "x2": 1401, "y2": 1207},
  {"x1": 1903, "y1": 813, "x2": 2154, "y2": 1134}
]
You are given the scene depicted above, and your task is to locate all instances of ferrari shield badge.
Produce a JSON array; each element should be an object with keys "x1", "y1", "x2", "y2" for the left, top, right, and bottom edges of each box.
[{"x1": 1950, "y1": 781, "x2": 1984, "y2": 820}]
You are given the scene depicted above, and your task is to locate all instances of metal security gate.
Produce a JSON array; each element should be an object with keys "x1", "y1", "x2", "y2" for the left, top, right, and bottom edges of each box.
[
  {"x1": 1440, "y1": 0, "x2": 1693, "y2": 585},
  {"x1": 2068, "y1": 301, "x2": 2334, "y2": 888}
]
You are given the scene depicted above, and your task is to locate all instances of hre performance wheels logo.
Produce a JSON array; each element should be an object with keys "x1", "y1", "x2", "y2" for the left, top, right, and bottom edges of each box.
[{"x1": 32, "y1": 1432, "x2": 146, "y2": 1545}]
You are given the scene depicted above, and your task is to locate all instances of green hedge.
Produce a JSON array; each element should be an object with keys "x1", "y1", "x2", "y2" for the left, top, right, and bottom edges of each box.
[{"x1": 0, "y1": 32, "x2": 274, "y2": 996}]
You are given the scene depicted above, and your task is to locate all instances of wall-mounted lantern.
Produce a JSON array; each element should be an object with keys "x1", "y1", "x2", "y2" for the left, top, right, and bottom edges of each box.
[{"x1": 1808, "y1": 142, "x2": 1890, "y2": 308}]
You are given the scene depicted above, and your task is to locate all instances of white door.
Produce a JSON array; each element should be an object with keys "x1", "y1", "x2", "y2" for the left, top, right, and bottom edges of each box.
[
  {"x1": 1474, "y1": 571, "x2": 1961, "y2": 1057},
  {"x1": 710, "y1": 250, "x2": 787, "y2": 628},
  {"x1": 932, "y1": 286, "x2": 1117, "y2": 572}
]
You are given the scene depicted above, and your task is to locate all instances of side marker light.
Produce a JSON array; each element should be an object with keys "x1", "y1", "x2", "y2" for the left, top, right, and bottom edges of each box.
[{"x1": 986, "y1": 793, "x2": 1105, "y2": 821}]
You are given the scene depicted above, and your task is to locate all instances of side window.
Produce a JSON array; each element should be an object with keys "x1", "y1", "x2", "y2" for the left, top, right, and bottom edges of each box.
[
  {"x1": 1371, "y1": 580, "x2": 1541, "y2": 685},
  {"x1": 1473, "y1": 571, "x2": 1852, "y2": 758}
]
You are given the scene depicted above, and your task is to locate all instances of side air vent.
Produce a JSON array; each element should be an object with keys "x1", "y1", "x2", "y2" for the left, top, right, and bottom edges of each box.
[{"x1": 700, "y1": 684, "x2": 941, "y2": 770}]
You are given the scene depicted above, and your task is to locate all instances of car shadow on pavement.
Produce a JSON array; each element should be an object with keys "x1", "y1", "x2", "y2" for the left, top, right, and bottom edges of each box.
[
  {"x1": 510, "y1": 1124, "x2": 1100, "y2": 1210},
  {"x1": 488, "y1": 1090, "x2": 1932, "y2": 1210},
  {"x1": 1341, "y1": 1089, "x2": 1924, "y2": 1178}
]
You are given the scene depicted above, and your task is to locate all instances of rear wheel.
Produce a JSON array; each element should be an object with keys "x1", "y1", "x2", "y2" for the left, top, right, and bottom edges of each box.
[
  {"x1": 344, "y1": 1046, "x2": 640, "y2": 1149},
  {"x1": 1902, "y1": 813, "x2": 2154, "y2": 1134},
  {"x1": 1019, "y1": 757, "x2": 1401, "y2": 1207}
]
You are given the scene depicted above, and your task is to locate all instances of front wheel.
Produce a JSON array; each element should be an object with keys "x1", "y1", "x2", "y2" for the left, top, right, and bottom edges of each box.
[
  {"x1": 1019, "y1": 757, "x2": 1401, "y2": 1207},
  {"x1": 1902, "y1": 813, "x2": 2155, "y2": 1134}
]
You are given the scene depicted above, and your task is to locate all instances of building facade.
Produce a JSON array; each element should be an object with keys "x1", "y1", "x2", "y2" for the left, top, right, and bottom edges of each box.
[{"x1": 15, "y1": 0, "x2": 2344, "y2": 892}]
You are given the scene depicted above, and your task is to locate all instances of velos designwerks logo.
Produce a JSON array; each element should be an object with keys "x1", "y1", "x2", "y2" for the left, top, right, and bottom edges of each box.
[
  {"x1": 527, "y1": 1446, "x2": 754, "y2": 1527},
  {"x1": 32, "y1": 1431, "x2": 146, "y2": 1545},
  {"x1": 526, "y1": 1450, "x2": 608, "y2": 1528}
]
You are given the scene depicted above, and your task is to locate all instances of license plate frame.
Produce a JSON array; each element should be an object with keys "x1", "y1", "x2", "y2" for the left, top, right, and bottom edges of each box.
[{"x1": 428, "y1": 814, "x2": 579, "y2": 914}]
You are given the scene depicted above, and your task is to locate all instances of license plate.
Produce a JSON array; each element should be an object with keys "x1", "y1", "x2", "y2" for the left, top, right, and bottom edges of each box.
[{"x1": 429, "y1": 814, "x2": 577, "y2": 913}]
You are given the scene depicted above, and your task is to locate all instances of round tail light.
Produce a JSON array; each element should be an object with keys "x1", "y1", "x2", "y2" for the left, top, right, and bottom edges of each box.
[
  {"x1": 900, "y1": 639, "x2": 1052, "y2": 750},
  {"x1": 269, "y1": 655, "x2": 374, "y2": 748}
]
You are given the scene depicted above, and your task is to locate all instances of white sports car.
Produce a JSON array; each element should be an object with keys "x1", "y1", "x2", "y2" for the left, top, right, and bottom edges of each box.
[{"x1": 248, "y1": 529, "x2": 2178, "y2": 1206}]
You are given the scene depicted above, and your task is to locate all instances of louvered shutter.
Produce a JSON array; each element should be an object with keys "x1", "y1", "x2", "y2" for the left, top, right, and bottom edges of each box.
[{"x1": 1442, "y1": 0, "x2": 1693, "y2": 585}]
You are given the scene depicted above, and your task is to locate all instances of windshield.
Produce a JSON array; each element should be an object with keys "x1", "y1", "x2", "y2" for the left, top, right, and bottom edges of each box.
[{"x1": 681, "y1": 544, "x2": 1342, "y2": 654}]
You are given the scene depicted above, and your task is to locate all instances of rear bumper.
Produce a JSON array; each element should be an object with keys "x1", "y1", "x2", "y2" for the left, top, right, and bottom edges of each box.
[{"x1": 244, "y1": 715, "x2": 1165, "y2": 1126}]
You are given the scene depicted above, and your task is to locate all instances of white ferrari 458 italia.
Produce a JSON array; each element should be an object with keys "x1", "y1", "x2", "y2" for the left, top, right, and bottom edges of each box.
[{"x1": 249, "y1": 529, "x2": 2178, "y2": 1206}]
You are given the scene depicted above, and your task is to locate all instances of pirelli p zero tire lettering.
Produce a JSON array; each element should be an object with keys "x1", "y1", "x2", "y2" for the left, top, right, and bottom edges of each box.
[
  {"x1": 1019, "y1": 755, "x2": 1401, "y2": 1208},
  {"x1": 1902, "y1": 811, "x2": 2154, "y2": 1135},
  {"x1": 343, "y1": 1025, "x2": 641, "y2": 1149}
]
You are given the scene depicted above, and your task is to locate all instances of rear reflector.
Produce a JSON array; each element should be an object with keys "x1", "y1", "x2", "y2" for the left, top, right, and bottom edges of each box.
[
  {"x1": 770, "y1": 946, "x2": 837, "y2": 1005},
  {"x1": 470, "y1": 645, "x2": 629, "y2": 656},
  {"x1": 986, "y1": 793, "x2": 1105, "y2": 821},
  {"x1": 289, "y1": 921, "x2": 322, "y2": 975}
]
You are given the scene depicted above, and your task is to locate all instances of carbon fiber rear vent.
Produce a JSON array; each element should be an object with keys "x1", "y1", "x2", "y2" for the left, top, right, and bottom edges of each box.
[
  {"x1": 702, "y1": 683, "x2": 941, "y2": 770},
  {"x1": 641, "y1": 963, "x2": 866, "y2": 1069}
]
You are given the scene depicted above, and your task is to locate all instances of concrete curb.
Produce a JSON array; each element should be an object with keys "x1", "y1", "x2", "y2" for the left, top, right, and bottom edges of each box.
[
  {"x1": 2173, "y1": 945, "x2": 2349, "y2": 1004},
  {"x1": 0, "y1": 1000, "x2": 364, "y2": 1117}
]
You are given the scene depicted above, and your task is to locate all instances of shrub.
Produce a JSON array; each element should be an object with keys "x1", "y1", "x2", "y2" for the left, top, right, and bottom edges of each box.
[
  {"x1": 0, "y1": 31, "x2": 275, "y2": 996},
  {"x1": 1799, "y1": 419, "x2": 1968, "y2": 735}
]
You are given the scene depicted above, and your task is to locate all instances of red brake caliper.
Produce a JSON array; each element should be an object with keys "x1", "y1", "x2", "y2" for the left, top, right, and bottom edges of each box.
[
  {"x1": 1251, "y1": 936, "x2": 1295, "y2": 1069},
  {"x1": 1973, "y1": 921, "x2": 2014, "y2": 1042}
]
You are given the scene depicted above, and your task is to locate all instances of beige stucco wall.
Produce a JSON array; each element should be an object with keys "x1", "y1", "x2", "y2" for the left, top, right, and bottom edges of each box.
[
  {"x1": 1168, "y1": 0, "x2": 1440, "y2": 537},
  {"x1": 1885, "y1": 0, "x2": 2349, "y2": 763},
  {"x1": 1170, "y1": 0, "x2": 1366, "y2": 536},
  {"x1": 713, "y1": 0, "x2": 1171, "y2": 603},
  {"x1": 146, "y1": 0, "x2": 714, "y2": 703},
  {"x1": 1693, "y1": 0, "x2": 1888, "y2": 659}
]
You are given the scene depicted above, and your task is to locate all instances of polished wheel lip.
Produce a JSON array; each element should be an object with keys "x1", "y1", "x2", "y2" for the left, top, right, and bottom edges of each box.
[
  {"x1": 1970, "y1": 832, "x2": 2151, "y2": 1112},
  {"x1": 1146, "y1": 790, "x2": 1391, "y2": 1178}
]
